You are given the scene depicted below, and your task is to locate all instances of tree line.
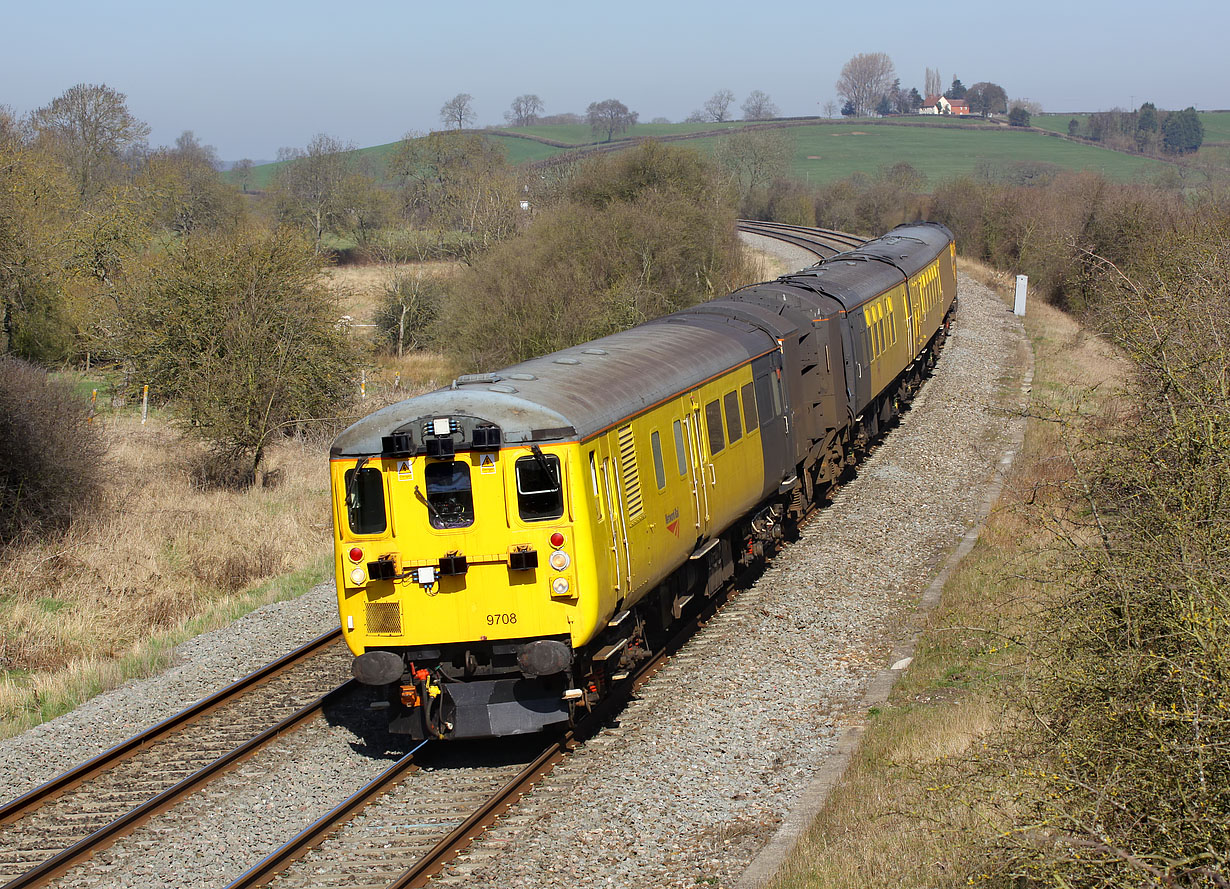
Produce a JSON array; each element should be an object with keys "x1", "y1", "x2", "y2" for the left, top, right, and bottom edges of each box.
[
  {"x1": 437, "y1": 88, "x2": 784, "y2": 144},
  {"x1": 1, "y1": 81, "x2": 754, "y2": 520},
  {"x1": 1068, "y1": 102, "x2": 1205, "y2": 155}
]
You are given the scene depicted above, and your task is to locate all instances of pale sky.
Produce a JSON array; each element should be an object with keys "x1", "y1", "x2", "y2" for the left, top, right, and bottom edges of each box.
[{"x1": 3, "y1": 0, "x2": 1226, "y2": 162}]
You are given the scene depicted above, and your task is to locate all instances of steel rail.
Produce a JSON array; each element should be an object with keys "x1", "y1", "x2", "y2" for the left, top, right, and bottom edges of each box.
[
  {"x1": 385, "y1": 591, "x2": 721, "y2": 889},
  {"x1": 2, "y1": 665, "x2": 350, "y2": 889},
  {"x1": 736, "y1": 221, "x2": 866, "y2": 259},
  {"x1": 223, "y1": 588, "x2": 721, "y2": 889},
  {"x1": 739, "y1": 219, "x2": 866, "y2": 250},
  {"x1": 226, "y1": 740, "x2": 430, "y2": 889},
  {"x1": 0, "y1": 627, "x2": 343, "y2": 828}
]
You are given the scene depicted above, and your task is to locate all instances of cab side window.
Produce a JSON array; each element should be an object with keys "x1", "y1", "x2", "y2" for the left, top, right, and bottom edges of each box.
[
  {"x1": 515, "y1": 454, "x2": 563, "y2": 521},
  {"x1": 344, "y1": 467, "x2": 386, "y2": 535}
]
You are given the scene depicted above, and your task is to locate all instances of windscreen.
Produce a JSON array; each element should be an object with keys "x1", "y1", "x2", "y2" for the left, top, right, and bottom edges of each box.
[{"x1": 425, "y1": 461, "x2": 475, "y2": 529}]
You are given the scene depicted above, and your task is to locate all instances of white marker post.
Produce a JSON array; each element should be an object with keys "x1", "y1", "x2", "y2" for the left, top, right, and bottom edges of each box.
[
  {"x1": 141, "y1": 385, "x2": 149, "y2": 424},
  {"x1": 1014, "y1": 275, "x2": 1028, "y2": 316}
]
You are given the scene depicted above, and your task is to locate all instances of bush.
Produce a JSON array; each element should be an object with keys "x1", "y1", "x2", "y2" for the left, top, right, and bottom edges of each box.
[
  {"x1": 439, "y1": 142, "x2": 751, "y2": 369},
  {"x1": 120, "y1": 226, "x2": 360, "y2": 482},
  {"x1": 373, "y1": 272, "x2": 447, "y2": 356},
  {"x1": 995, "y1": 216, "x2": 1230, "y2": 887},
  {"x1": 0, "y1": 358, "x2": 106, "y2": 544}
]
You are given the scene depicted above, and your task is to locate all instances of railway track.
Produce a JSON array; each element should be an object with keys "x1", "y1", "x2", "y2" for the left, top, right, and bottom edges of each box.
[
  {"x1": 736, "y1": 219, "x2": 865, "y2": 258},
  {"x1": 0, "y1": 629, "x2": 349, "y2": 889},
  {"x1": 223, "y1": 599, "x2": 712, "y2": 889}
]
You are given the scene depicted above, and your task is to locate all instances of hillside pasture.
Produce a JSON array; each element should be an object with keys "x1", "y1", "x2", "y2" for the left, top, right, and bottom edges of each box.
[{"x1": 684, "y1": 123, "x2": 1174, "y2": 185}]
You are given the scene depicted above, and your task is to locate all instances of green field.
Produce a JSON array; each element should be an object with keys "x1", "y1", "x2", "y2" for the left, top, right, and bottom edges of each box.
[
  {"x1": 235, "y1": 115, "x2": 1202, "y2": 193},
  {"x1": 685, "y1": 123, "x2": 1174, "y2": 186}
]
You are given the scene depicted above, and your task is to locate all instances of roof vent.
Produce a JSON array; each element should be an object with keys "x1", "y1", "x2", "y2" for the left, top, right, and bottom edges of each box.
[
  {"x1": 452, "y1": 373, "x2": 501, "y2": 389},
  {"x1": 488, "y1": 385, "x2": 517, "y2": 394},
  {"x1": 553, "y1": 358, "x2": 580, "y2": 366},
  {"x1": 507, "y1": 372, "x2": 537, "y2": 381},
  {"x1": 582, "y1": 348, "x2": 608, "y2": 356}
]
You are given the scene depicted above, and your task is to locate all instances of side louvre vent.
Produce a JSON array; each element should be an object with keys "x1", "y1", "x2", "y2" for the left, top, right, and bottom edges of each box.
[
  {"x1": 366, "y1": 601, "x2": 402, "y2": 635},
  {"x1": 617, "y1": 424, "x2": 644, "y2": 523}
]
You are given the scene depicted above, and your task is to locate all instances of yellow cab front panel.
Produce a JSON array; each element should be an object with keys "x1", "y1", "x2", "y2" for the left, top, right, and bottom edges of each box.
[{"x1": 331, "y1": 444, "x2": 597, "y2": 658}]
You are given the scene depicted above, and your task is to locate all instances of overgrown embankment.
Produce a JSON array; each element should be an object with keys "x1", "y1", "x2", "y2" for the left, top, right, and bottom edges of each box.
[{"x1": 771, "y1": 180, "x2": 1230, "y2": 887}]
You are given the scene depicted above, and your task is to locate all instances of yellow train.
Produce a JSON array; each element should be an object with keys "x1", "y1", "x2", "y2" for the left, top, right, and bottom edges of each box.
[{"x1": 330, "y1": 223, "x2": 957, "y2": 739}]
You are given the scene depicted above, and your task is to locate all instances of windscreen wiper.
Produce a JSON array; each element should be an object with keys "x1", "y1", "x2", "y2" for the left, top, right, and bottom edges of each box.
[{"x1": 530, "y1": 444, "x2": 561, "y2": 492}]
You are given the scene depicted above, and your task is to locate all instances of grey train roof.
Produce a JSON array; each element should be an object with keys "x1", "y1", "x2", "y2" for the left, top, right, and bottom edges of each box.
[
  {"x1": 331, "y1": 314, "x2": 776, "y2": 457},
  {"x1": 330, "y1": 223, "x2": 952, "y2": 458}
]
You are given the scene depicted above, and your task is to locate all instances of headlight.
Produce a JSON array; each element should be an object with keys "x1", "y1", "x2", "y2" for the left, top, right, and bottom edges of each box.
[
  {"x1": 551, "y1": 576, "x2": 570, "y2": 596},
  {"x1": 549, "y1": 550, "x2": 571, "y2": 571},
  {"x1": 350, "y1": 567, "x2": 366, "y2": 585}
]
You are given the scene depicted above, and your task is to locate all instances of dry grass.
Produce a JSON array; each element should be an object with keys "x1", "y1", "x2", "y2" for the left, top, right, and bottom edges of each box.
[
  {"x1": 0, "y1": 319, "x2": 461, "y2": 737},
  {"x1": 742, "y1": 243, "x2": 800, "y2": 281},
  {"x1": 325, "y1": 260, "x2": 462, "y2": 323},
  {"x1": 771, "y1": 273, "x2": 1131, "y2": 889},
  {"x1": 0, "y1": 411, "x2": 334, "y2": 736}
]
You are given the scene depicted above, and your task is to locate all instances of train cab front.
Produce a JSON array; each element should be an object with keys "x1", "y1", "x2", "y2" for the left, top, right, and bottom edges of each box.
[{"x1": 330, "y1": 411, "x2": 593, "y2": 740}]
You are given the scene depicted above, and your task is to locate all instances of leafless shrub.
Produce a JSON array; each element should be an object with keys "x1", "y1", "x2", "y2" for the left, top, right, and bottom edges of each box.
[
  {"x1": 0, "y1": 358, "x2": 107, "y2": 545},
  {"x1": 987, "y1": 216, "x2": 1230, "y2": 887}
]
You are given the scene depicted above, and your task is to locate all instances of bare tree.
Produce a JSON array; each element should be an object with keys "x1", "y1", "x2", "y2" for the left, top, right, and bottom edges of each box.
[
  {"x1": 703, "y1": 89, "x2": 736, "y2": 122},
  {"x1": 714, "y1": 129, "x2": 791, "y2": 194},
  {"x1": 822, "y1": 100, "x2": 838, "y2": 118},
  {"x1": 30, "y1": 83, "x2": 150, "y2": 199},
  {"x1": 505, "y1": 94, "x2": 544, "y2": 127},
  {"x1": 741, "y1": 90, "x2": 779, "y2": 121},
  {"x1": 440, "y1": 93, "x2": 476, "y2": 130},
  {"x1": 925, "y1": 67, "x2": 943, "y2": 98},
  {"x1": 268, "y1": 134, "x2": 357, "y2": 252},
  {"x1": 586, "y1": 99, "x2": 638, "y2": 142},
  {"x1": 232, "y1": 158, "x2": 254, "y2": 193},
  {"x1": 835, "y1": 53, "x2": 897, "y2": 118}
]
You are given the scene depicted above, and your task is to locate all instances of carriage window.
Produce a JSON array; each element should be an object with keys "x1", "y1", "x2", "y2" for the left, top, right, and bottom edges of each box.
[
  {"x1": 754, "y1": 374, "x2": 774, "y2": 427},
  {"x1": 425, "y1": 461, "x2": 475, "y2": 529},
  {"x1": 741, "y1": 382, "x2": 757, "y2": 432},
  {"x1": 723, "y1": 391, "x2": 742, "y2": 444},
  {"x1": 344, "y1": 467, "x2": 386, "y2": 535},
  {"x1": 650, "y1": 432, "x2": 666, "y2": 490},
  {"x1": 673, "y1": 420, "x2": 688, "y2": 475},
  {"x1": 515, "y1": 454, "x2": 564, "y2": 521},
  {"x1": 705, "y1": 399, "x2": 725, "y2": 455}
]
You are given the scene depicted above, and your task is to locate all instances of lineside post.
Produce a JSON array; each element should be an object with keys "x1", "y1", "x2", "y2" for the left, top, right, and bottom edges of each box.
[{"x1": 1014, "y1": 275, "x2": 1028, "y2": 316}]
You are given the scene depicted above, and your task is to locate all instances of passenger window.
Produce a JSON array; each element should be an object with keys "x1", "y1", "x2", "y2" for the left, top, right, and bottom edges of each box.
[
  {"x1": 705, "y1": 399, "x2": 725, "y2": 455},
  {"x1": 754, "y1": 375, "x2": 774, "y2": 427},
  {"x1": 515, "y1": 454, "x2": 564, "y2": 521},
  {"x1": 344, "y1": 466, "x2": 386, "y2": 535},
  {"x1": 740, "y1": 382, "x2": 757, "y2": 433},
  {"x1": 650, "y1": 431, "x2": 666, "y2": 490},
  {"x1": 673, "y1": 419, "x2": 688, "y2": 475},
  {"x1": 425, "y1": 460, "x2": 475, "y2": 529},
  {"x1": 723, "y1": 391, "x2": 742, "y2": 444}
]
